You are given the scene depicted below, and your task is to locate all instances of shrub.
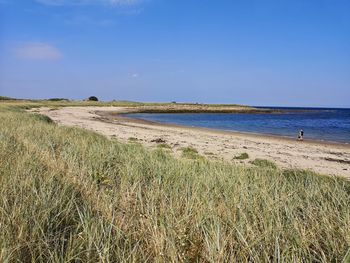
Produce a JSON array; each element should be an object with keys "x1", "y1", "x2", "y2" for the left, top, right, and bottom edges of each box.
[
  {"x1": 88, "y1": 96, "x2": 99, "y2": 101},
  {"x1": 0, "y1": 96, "x2": 17, "y2": 100},
  {"x1": 47, "y1": 98, "x2": 69, "y2": 101}
]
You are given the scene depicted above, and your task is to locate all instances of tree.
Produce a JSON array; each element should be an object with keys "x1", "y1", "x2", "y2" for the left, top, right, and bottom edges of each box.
[{"x1": 88, "y1": 96, "x2": 98, "y2": 101}]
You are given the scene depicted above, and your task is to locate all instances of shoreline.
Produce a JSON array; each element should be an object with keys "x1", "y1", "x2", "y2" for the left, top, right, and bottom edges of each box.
[
  {"x1": 35, "y1": 106, "x2": 350, "y2": 178},
  {"x1": 101, "y1": 111, "x2": 350, "y2": 148}
]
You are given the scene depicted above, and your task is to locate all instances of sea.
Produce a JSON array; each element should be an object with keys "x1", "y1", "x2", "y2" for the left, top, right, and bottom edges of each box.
[{"x1": 124, "y1": 107, "x2": 350, "y2": 143}]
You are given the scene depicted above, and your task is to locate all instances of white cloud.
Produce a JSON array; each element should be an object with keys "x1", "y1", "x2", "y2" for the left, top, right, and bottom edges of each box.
[
  {"x1": 36, "y1": 0, "x2": 141, "y2": 6},
  {"x1": 131, "y1": 73, "x2": 139, "y2": 78},
  {"x1": 14, "y1": 42, "x2": 62, "y2": 60}
]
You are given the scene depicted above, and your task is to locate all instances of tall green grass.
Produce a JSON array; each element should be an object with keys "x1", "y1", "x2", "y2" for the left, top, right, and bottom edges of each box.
[{"x1": 0, "y1": 105, "x2": 349, "y2": 262}]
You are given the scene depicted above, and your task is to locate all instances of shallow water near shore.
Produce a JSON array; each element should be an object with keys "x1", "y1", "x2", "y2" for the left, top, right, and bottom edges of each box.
[{"x1": 125, "y1": 107, "x2": 350, "y2": 143}]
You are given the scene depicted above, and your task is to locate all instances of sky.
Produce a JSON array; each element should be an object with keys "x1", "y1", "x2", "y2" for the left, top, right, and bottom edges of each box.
[{"x1": 0, "y1": 0, "x2": 349, "y2": 107}]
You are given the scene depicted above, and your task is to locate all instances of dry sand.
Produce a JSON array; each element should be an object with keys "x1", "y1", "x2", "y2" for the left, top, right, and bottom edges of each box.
[{"x1": 35, "y1": 106, "x2": 350, "y2": 179}]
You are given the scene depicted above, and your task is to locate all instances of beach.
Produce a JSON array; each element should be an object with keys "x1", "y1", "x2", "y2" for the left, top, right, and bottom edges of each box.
[{"x1": 36, "y1": 106, "x2": 350, "y2": 178}]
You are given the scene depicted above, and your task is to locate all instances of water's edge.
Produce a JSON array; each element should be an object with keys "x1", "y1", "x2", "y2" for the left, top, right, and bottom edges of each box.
[{"x1": 123, "y1": 108, "x2": 350, "y2": 143}]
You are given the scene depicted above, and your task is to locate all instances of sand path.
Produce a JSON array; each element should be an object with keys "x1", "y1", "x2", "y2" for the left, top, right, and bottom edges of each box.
[{"x1": 35, "y1": 106, "x2": 350, "y2": 178}]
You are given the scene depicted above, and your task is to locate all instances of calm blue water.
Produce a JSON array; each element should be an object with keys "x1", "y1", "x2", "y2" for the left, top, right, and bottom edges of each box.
[{"x1": 125, "y1": 108, "x2": 350, "y2": 143}]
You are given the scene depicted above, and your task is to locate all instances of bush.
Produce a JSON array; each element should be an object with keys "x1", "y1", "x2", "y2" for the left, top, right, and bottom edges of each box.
[
  {"x1": 47, "y1": 98, "x2": 69, "y2": 101},
  {"x1": 88, "y1": 96, "x2": 99, "y2": 101},
  {"x1": 0, "y1": 96, "x2": 17, "y2": 100}
]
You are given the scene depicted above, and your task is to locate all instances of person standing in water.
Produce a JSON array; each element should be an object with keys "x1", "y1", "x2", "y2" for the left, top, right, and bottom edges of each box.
[{"x1": 298, "y1": 129, "x2": 304, "y2": 141}]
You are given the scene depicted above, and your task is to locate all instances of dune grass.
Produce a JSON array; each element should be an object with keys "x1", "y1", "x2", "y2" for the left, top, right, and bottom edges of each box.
[
  {"x1": 0, "y1": 104, "x2": 350, "y2": 262},
  {"x1": 233, "y1": 152, "x2": 250, "y2": 160},
  {"x1": 157, "y1": 143, "x2": 172, "y2": 149},
  {"x1": 180, "y1": 147, "x2": 204, "y2": 160},
  {"x1": 251, "y1": 158, "x2": 278, "y2": 169},
  {"x1": 0, "y1": 98, "x2": 250, "y2": 109}
]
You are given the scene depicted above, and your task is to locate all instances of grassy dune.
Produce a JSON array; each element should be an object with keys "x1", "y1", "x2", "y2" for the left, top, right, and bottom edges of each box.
[
  {"x1": 0, "y1": 98, "x2": 266, "y2": 114},
  {"x1": 0, "y1": 97, "x2": 248, "y2": 108},
  {"x1": 0, "y1": 103, "x2": 350, "y2": 262}
]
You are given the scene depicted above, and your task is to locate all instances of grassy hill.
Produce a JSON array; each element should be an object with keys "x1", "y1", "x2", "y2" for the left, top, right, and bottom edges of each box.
[
  {"x1": 0, "y1": 102, "x2": 349, "y2": 262},
  {"x1": 0, "y1": 98, "x2": 273, "y2": 114}
]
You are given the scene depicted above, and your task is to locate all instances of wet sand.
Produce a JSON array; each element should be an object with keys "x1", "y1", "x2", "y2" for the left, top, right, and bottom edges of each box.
[{"x1": 35, "y1": 106, "x2": 350, "y2": 178}]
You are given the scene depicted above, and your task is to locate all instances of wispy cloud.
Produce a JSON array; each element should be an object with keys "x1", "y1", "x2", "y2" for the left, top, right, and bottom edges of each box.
[
  {"x1": 14, "y1": 42, "x2": 62, "y2": 60},
  {"x1": 35, "y1": 0, "x2": 142, "y2": 6}
]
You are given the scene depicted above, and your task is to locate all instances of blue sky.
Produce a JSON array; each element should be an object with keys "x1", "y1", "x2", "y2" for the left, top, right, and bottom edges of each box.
[{"x1": 0, "y1": 0, "x2": 349, "y2": 107}]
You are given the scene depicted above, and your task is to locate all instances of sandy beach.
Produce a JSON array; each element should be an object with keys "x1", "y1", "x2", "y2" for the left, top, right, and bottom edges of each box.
[{"x1": 36, "y1": 106, "x2": 350, "y2": 178}]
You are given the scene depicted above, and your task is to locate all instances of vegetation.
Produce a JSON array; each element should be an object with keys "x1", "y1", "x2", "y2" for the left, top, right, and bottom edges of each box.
[
  {"x1": 0, "y1": 98, "x2": 287, "y2": 114},
  {"x1": 128, "y1": 137, "x2": 139, "y2": 142},
  {"x1": 0, "y1": 98, "x2": 315, "y2": 114},
  {"x1": 251, "y1": 158, "x2": 277, "y2": 169},
  {"x1": 0, "y1": 96, "x2": 19, "y2": 100},
  {"x1": 157, "y1": 143, "x2": 172, "y2": 149},
  {"x1": 233, "y1": 152, "x2": 249, "y2": 160},
  {"x1": 180, "y1": 146, "x2": 203, "y2": 160},
  {"x1": 0, "y1": 101, "x2": 349, "y2": 262},
  {"x1": 88, "y1": 96, "x2": 99, "y2": 101},
  {"x1": 47, "y1": 98, "x2": 70, "y2": 101},
  {"x1": 0, "y1": 98, "x2": 251, "y2": 109}
]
